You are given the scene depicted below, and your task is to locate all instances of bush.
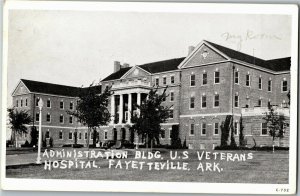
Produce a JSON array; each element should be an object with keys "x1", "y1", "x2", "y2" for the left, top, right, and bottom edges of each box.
[
  {"x1": 73, "y1": 144, "x2": 84, "y2": 148},
  {"x1": 214, "y1": 145, "x2": 289, "y2": 151},
  {"x1": 21, "y1": 140, "x2": 32, "y2": 147},
  {"x1": 42, "y1": 139, "x2": 47, "y2": 148},
  {"x1": 49, "y1": 137, "x2": 54, "y2": 147}
]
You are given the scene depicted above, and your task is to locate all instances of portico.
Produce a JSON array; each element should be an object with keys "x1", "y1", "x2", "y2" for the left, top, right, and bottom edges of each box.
[{"x1": 110, "y1": 89, "x2": 150, "y2": 125}]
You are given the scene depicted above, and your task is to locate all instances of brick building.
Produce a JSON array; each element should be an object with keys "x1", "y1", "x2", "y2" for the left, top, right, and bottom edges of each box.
[{"x1": 11, "y1": 40, "x2": 290, "y2": 149}]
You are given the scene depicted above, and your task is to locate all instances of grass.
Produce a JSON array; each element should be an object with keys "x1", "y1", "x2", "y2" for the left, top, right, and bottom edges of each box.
[{"x1": 6, "y1": 149, "x2": 289, "y2": 184}]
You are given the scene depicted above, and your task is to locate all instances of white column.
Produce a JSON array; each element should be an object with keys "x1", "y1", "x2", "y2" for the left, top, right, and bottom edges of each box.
[
  {"x1": 119, "y1": 94, "x2": 123, "y2": 124},
  {"x1": 110, "y1": 95, "x2": 115, "y2": 124},
  {"x1": 137, "y1": 92, "x2": 141, "y2": 116},
  {"x1": 127, "y1": 93, "x2": 132, "y2": 123}
]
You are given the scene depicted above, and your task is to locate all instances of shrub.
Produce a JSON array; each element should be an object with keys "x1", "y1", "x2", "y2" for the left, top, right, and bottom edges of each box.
[{"x1": 49, "y1": 137, "x2": 54, "y2": 147}]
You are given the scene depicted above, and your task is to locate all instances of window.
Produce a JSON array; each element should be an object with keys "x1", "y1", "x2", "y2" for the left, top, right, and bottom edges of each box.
[
  {"x1": 21, "y1": 99, "x2": 23, "y2": 107},
  {"x1": 47, "y1": 99, "x2": 51, "y2": 108},
  {"x1": 59, "y1": 114, "x2": 64, "y2": 123},
  {"x1": 90, "y1": 132, "x2": 93, "y2": 140},
  {"x1": 202, "y1": 95, "x2": 206, "y2": 108},
  {"x1": 169, "y1": 128, "x2": 172, "y2": 139},
  {"x1": 190, "y1": 96, "x2": 195, "y2": 109},
  {"x1": 163, "y1": 77, "x2": 167, "y2": 85},
  {"x1": 246, "y1": 74, "x2": 250, "y2": 86},
  {"x1": 268, "y1": 80, "x2": 272, "y2": 92},
  {"x1": 235, "y1": 71, "x2": 239, "y2": 84},
  {"x1": 161, "y1": 129, "x2": 165, "y2": 139},
  {"x1": 35, "y1": 112, "x2": 39, "y2": 122},
  {"x1": 70, "y1": 102, "x2": 74, "y2": 110},
  {"x1": 202, "y1": 72, "x2": 207, "y2": 85},
  {"x1": 214, "y1": 94, "x2": 219, "y2": 107},
  {"x1": 46, "y1": 113, "x2": 51, "y2": 122},
  {"x1": 234, "y1": 95, "x2": 239, "y2": 107},
  {"x1": 190, "y1": 74, "x2": 196, "y2": 86},
  {"x1": 36, "y1": 98, "x2": 39, "y2": 106},
  {"x1": 16, "y1": 100, "x2": 19, "y2": 107},
  {"x1": 25, "y1": 99, "x2": 28, "y2": 106},
  {"x1": 84, "y1": 132, "x2": 88, "y2": 140},
  {"x1": 268, "y1": 100, "x2": 271, "y2": 107},
  {"x1": 169, "y1": 109, "x2": 174, "y2": 119},
  {"x1": 69, "y1": 131, "x2": 73, "y2": 140},
  {"x1": 104, "y1": 131, "x2": 108, "y2": 140},
  {"x1": 190, "y1": 123, "x2": 195, "y2": 135},
  {"x1": 261, "y1": 123, "x2": 268, "y2": 135},
  {"x1": 162, "y1": 95, "x2": 166, "y2": 102},
  {"x1": 234, "y1": 122, "x2": 239, "y2": 135},
  {"x1": 45, "y1": 130, "x2": 50, "y2": 139},
  {"x1": 259, "y1": 77, "x2": 262, "y2": 90},
  {"x1": 60, "y1": 100, "x2": 64, "y2": 109},
  {"x1": 214, "y1": 122, "x2": 219, "y2": 135},
  {"x1": 214, "y1": 71, "x2": 220, "y2": 84},
  {"x1": 170, "y1": 76, "x2": 175, "y2": 84},
  {"x1": 201, "y1": 123, "x2": 206, "y2": 135},
  {"x1": 282, "y1": 80, "x2": 288, "y2": 92},
  {"x1": 258, "y1": 99, "x2": 262, "y2": 107},
  {"x1": 69, "y1": 116, "x2": 73, "y2": 124},
  {"x1": 170, "y1": 92, "x2": 174, "y2": 101},
  {"x1": 155, "y1": 78, "x2": 159, "y2": 86},
  {"x1": 59, "y1": 130, "x2": 63, "y2": 140}
]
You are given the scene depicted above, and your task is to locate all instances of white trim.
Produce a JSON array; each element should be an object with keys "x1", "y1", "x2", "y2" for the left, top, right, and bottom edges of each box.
[
  {"x1": 161, "y1": 122, "x2": 179, "y2": 126},
  {"x1": 120, "y1": 65, "x2": 151, "y2": 79},
  {"x1": 213, "y1": 122, "x2": 219, "y2": 135},
  {"x1": 11, "y1": 80, "x2": 31, "y2": 96},
  {"x1": 281, "y1": 80, "x2": 288, "y2": 93},
  {"x1": 46, "y1": 113, "x2": 51, "y2": 123},
  {"x1": 190, "y1": 73, "x2": 196, "y2": 87},
  {"x1": 261, "y1": 122, "x2": 268, "y2": 136},
  {"x1": 213, "y1": 93, "x2": 219, "y2": 108},
  {"x1": 178, "y1": 40, "x2": 230, "y2": 69},
  {"x1": 59, "y1": 130, "x2": 63, "y2": 140},
  {"x1": 189, "y1": 123, "x2": 195, "y2": 136},
  {"x1": 201, "y1": 122, "x2": 207, "y2": 136},
  {"x1": 201, "y1": 94, "x2": 207, "y2": 109},
  {"x1": 268, "y1": 79, "x2": 272, "y2": 92},
  {"x1": 258, "y1": 76, "x2": 262, "y2": 90},
  {"x1": 246, "y1": 73, "x2": 251, "y2": 87},
  {"x1": 214, "y1": 70, "x2": 220, "y2": 84},
  {"x1": 180, "y1": 112, "x2": 241, "y2": 118}
]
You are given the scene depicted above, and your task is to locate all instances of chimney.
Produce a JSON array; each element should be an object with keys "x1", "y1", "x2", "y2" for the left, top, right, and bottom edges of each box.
[
  {"x1": 122, "y1": 63, "x2": 129, "y2": 68},
  {"x1": 188, "y1": 46, "x2": 195, "y2": 55},
  {"x1": 114, "y1": 61, "x2": 121, "y2": 72}
]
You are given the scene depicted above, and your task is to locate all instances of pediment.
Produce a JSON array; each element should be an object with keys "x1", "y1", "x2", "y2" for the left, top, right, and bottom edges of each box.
[
  {"x1": 179, "y1": 42, "x2": 229, "y2": 69},
  {"x1": 12, "y1": 81, "x2": 30, "y2": 96},
  {"x1": 121, "y1": 66, "x2": 151, "y2": 79}
]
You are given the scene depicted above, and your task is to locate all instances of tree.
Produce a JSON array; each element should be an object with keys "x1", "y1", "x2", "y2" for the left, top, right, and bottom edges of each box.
[
  {"x1": 220, "y1": 115, "x2": 231, "y2": 147},
  {"x1": 68, "y1": 83, "x2": 112, "y2": 148},
  {"x1": 30, "y1": 126, "x2": 38, "y2": 147},
  {"x1": 239, "y1": 115, "x2": 246, "y2": 147},
  {"x1": 7, "y1": 108, "x2": 32, "y2": 148},
  {"x1": 263, "y1": 105, "x2": 288, "y2": 142},
  {"x1": 131, "y1": 86, "x2": 171, "y2": 147}
]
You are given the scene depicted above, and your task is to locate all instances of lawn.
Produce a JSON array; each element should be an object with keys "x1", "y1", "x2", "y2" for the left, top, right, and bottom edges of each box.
[{"x1": 6, "y1": 148, "x2": 289, "y2": 184}]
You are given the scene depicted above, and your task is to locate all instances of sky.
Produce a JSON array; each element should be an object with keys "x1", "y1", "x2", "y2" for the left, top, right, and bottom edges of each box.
[{"x1": 7, "y1": 8, "x2": 292, "y2": 106}]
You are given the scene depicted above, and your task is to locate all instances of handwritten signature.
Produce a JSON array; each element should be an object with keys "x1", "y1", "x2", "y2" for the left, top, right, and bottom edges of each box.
[{"x1": 221, "y1": 30, "x2": 281, "y2": 51}]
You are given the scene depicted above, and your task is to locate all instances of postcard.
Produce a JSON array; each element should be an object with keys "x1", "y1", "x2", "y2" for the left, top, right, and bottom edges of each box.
[{"x1": 1, "y1": 1, "x2": 298, "y2": 194}]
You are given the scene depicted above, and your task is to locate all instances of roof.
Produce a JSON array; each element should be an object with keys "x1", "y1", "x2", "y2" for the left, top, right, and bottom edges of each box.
[
  {"x1": 102, "y1": 67, "x2": 131, "y2": 81},
  {"x1": 102, "y1": 57, "x2": 185, "y2": 81},
  {"x1": 20, "y1": 79, "x2": 101, "y2": 97},
  {"x1": 205, "y1": 40, "x2": 290, "y2": 71},
  {"x1": 102, "y1": 40, "x2": 291, "y2": 82},
  {"x1": 138, "y1": 57, "x2": 185, "y2": 73}
]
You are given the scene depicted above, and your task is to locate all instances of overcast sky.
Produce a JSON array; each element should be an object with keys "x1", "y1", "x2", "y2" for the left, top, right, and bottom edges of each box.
[{"x1": 7, "y1": 8, "x2": 291, "y2": 106}]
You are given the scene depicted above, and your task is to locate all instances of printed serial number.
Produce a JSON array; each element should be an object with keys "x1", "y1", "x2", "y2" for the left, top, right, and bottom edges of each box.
[{"x1": 276, "y1": 188, "x2": 289, "y2": 192}]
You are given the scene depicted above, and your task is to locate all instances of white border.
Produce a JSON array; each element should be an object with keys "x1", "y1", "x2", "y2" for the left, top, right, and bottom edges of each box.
[{"x1": 1, "y1": 1, "x2": 298, "y2": 195}]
